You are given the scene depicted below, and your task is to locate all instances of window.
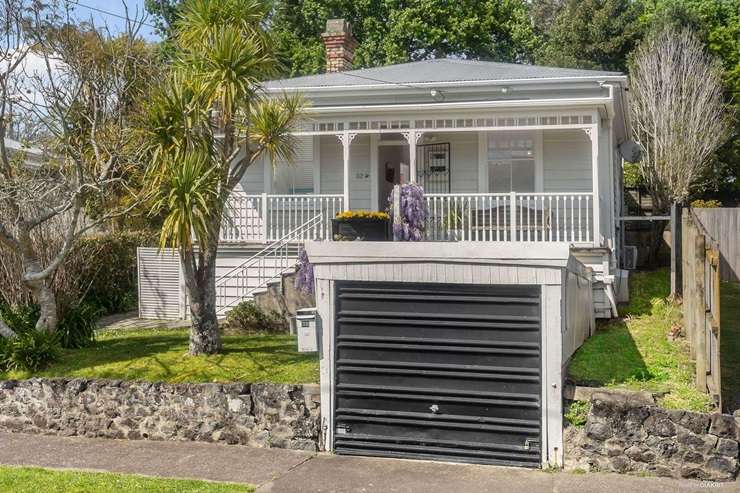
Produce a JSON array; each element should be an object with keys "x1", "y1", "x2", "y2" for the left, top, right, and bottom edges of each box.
[{"x1": 488, "y1": 132, "x2": 535, "y2": 193}]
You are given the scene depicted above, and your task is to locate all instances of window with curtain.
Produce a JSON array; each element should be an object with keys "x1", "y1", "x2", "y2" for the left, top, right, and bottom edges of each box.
[{"x1": 488, "y1": 132, "x2": 535, "y2": 193}]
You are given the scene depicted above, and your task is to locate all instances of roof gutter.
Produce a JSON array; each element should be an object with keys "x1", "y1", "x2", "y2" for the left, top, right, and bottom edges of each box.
[
  {"x1": 265, "y1": 75, "x2": 628, "y2": 93},
  {"x1": 304, "y1": 95, "x2": 615, "y2": 115}
]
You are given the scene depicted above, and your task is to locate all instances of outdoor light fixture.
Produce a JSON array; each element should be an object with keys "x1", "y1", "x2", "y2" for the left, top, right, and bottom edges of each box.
[{"x1": 430, "y1": 89, "x2": 445, "y2": 101}]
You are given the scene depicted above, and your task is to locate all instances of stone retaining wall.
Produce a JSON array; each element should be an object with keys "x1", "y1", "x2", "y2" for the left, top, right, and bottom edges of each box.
[
  {"x1": 0, "y1": 378, "x2": 320, "y2": 451},
  {"x1": 565, "y1": 390, "x2": 739, "y2": 481}
]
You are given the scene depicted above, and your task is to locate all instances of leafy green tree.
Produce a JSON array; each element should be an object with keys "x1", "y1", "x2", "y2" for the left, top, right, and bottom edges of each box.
[
  {"x1": 270, "y1": 0, "x2": 537, "y2": 77},
  {"x1": 145, "y1": 0, "x2": 182, "y2": 38},
  {"x1": 534, "y1": 0, "x2": 644, "y2": 71},
  {"x1": 143, "y1": 0, "x2": 304, "y2": 355}
]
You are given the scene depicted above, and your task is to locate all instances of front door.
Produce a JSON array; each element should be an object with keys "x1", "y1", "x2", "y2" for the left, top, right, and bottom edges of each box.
[{"x1": 377, "y1": 144, "x2": 409, "y2": 208}]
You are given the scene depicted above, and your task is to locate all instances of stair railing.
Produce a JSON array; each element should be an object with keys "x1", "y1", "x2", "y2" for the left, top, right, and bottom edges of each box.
[{"x1": 213, "y1": 213, "x2": 323, "y2": 315}]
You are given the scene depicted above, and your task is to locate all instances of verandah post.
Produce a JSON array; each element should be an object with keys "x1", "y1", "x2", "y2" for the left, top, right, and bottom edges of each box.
[
  {"x1": 509, "y1": 191, "x2": 517, "y2": 241},
  {"x1": 261, "y1": 193, "x2": 268, "y2": 241}
]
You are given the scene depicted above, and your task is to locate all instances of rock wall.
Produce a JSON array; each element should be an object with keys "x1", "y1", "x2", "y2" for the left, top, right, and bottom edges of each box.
[
  {"x1": 0, "y1": 379, "x2": 320, "y2": 451},
  {"x1": 565, "y1": 390, "x2": 739, "y2": 481}
]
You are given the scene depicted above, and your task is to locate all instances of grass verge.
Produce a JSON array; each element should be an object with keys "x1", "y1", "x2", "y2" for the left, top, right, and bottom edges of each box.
[
  {"x1": 0, "y1": 466, "x2": 253, "y2": 492},
  {"x1": 568, "y1": 268, "x2": 713, "y2": 412},
  {"x1": 0, "y1": 329, "x2": 319, "y2": 384}
]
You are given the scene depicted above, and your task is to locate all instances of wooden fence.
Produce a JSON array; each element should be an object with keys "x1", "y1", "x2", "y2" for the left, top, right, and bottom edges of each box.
[
  {"x1": 681, "y1": 209, "x2": 722, "y2": 407},
  {"x1": 692, "y1": 208, "x2": 740, "y2": 282}
]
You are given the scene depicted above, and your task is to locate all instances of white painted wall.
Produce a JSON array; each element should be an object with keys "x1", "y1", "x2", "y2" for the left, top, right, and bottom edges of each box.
[
  {"x1": 349, "y1": 134, "x2": 371, "y2": 209},
  {"x1": 435, "y1": 132, "x2": 478, "y2": 193},
  {"x1": 542, "y1": 129, "x2": 592, "y2": 193},
  {"x1": 239, "y1": 155, "x2": 265, "y2": 194},
  {"x1": 319, "y1": 135, "x2": 343, "y2": 195}
]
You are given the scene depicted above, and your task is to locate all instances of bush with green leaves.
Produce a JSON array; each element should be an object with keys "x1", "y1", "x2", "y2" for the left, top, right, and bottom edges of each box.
[
  {"x1": 0, "y1": 305, "x2": 61, "y2": 372},
  {"x1": 225, "y1": 302, "x2": 286, "y2": 333},
  {"x1": 564, "y1": 400, "x2": 591, "y2": 428}
]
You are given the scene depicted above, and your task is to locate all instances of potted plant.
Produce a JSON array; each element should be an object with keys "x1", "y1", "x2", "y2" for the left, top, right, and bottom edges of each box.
[
  {"x1": 331, "y1": 210, "x2": 390, "y2": 241},
  {"x1": 442, "y1": 205, "x2": 469, "y2": 241}
]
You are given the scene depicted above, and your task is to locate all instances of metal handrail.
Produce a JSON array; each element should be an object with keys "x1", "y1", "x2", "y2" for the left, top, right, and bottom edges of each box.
[
  {"x1": 214, "y1": 213, "x2": 322, "y2": 314},
  {"x1": 216, "y1": 213, "x2": 321, "y2": 284}
]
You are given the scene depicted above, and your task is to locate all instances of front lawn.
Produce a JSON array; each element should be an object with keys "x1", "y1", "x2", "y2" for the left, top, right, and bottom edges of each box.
[
  {"x1": 0, "y1": 329, "x2": 319, "y2": 384},
  {"x1": 0, "y1": 466, "x2": 253, "y2": 492},
  {"x1": 568, "y1": 269, "x2": 713, "y2": 412}
]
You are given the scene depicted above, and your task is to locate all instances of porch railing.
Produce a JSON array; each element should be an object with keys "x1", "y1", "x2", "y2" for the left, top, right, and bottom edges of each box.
[
  {"x1": 221, "y1": 193, "x2": 344, "y2": 243},
  {"x1": 424, "y1": 192, "x2": 594, "y2": 243},
  {"x1": 220, "y1": 191, "x2": 593, "y2": 243}
]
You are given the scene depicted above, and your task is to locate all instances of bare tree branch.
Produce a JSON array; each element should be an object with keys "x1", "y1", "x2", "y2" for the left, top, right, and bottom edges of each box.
[{"x1": 630, "y1": 27, "x2": 734, "y2": 212}]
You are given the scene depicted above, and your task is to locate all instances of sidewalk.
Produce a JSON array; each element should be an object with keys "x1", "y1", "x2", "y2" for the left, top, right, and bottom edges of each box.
[{"x1": 0, "y1": 432, "x2": 736, "y2": 493}]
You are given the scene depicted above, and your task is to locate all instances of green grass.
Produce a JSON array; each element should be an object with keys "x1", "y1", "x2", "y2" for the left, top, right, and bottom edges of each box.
[
  {"x1": 0, "y1": 466, "x2": 253, "y2": 492},
  {"x1": 0, "y1": 329, "x2": 319, "y2": 384},
  {"x1": 568, "y1": 268, "x2": 713, "y2": 412},
  {"x1": 720, "y1": 282, "x2": 740, "y2": 411}
]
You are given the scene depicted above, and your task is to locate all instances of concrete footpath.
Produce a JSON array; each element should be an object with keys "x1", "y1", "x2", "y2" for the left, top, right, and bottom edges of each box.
[{"x1": 0, "y1": 432, "x2": 737, "y2": 493}]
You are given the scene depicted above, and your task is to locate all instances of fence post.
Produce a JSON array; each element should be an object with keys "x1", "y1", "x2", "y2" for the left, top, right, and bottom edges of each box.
[
  {"x1": 670, "y1": 202, "x2": 680, "y2": 296},
  {"x1": 694, "y1": 232, "x2": 707, "y2": 392},
  {"x1": 682, "y1": 210, "x2": 694, "y2": 356}
]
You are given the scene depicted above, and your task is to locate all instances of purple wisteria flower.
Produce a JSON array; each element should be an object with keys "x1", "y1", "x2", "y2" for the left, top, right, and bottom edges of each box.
[
  {"x1": 388, "y1": 183, "x2": 427, "y2": 241},
  {"x1": 294, "y1": 248, "x2": 314, "y2": 295}
]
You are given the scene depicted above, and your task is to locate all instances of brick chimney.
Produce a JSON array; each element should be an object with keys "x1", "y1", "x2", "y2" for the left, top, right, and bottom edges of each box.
[{"x1": 321, "y1": 19, "x2": 357, "y2": 73}]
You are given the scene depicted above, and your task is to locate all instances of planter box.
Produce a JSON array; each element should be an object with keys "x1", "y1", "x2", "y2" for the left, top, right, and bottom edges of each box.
[{"x1": 331, "y1": 218, "x2": 390, "y2": 241}]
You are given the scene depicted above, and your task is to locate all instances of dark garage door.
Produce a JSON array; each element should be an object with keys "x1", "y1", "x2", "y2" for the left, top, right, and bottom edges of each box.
[{"x1": 334, "y1": 281, "x2": 542, "y2": 467}]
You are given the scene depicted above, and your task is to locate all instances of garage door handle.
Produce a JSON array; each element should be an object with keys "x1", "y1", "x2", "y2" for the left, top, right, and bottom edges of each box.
[{"x1": 429, "y1": 404, "x2": 440, "y2": 414}]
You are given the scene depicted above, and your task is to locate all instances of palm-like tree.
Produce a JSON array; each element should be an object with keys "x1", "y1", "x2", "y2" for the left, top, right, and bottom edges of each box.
[{"x1": 143, "y1": 0, "x2": 304, "y2": 355}]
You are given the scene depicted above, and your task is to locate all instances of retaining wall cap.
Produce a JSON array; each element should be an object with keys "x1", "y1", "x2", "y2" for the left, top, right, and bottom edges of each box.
[{"x1": 590, "y1": 389, "x2": 655, "y2": 407}]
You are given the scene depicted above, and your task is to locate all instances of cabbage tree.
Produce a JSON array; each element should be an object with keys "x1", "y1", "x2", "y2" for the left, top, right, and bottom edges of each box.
[{"x1": 144, "y1": 0, "x2": 304, "y2": 355}]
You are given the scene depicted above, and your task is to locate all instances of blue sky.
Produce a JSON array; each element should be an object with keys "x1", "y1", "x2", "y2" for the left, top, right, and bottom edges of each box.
[{"x1": 70, "y1": 0, "x2": 161, "y2": 41}]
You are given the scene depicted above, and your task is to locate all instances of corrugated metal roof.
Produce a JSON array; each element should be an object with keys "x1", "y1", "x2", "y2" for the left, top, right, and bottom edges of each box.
[{"x1": 264, "y1": 59, "x2": 623, "y2": 89}]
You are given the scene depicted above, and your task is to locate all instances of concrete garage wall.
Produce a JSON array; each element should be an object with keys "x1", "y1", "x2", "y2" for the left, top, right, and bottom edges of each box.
[
  {"x1": 565, "y1": 391, "x2": 740, "y2": 481},
  {"x1": 0, "y1": 379, "x2": 320, "y2": 451}
]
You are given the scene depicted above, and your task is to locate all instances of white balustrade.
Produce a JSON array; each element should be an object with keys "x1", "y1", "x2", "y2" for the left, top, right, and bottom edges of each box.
[
  {"x1": 424, "y1": 192, "x2": 593, "y2": 243},
  {"x1": 220, "y1": 192, "x2": 592, "y2": 244},
  {"x1": 221, "y1": 193, "x2": 344, "y2": 243}
]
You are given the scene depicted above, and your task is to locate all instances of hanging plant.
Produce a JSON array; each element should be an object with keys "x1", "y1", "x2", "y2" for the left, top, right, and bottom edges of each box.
[
  {"x1": 388, "y1": 183, "x2": 427, "y2": 241},
  {"x1": 294, "y1": 248, "x2": 314, "y2": 295}
]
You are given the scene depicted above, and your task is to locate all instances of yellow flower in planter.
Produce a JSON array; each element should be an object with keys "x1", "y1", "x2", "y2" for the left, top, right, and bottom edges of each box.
[{"x1": 335, "y1": 210, "x2": 390, "y2": 221}]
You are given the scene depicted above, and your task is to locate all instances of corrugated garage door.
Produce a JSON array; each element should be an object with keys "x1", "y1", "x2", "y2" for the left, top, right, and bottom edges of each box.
[{"x1": 334, "y1": 281, "x2": 542, "y2": 467}]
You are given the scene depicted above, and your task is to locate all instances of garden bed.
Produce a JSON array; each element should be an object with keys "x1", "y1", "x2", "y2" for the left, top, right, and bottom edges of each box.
[
  {"x1": 567, "y1": 269, "x2": 713, "y2": 412},
  {"x1": 0, "y1": 328, "x2": 319, "y2": 384}
]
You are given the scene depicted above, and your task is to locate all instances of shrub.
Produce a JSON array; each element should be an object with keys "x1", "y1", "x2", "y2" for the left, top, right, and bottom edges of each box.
[
  {"x1": 0, "y1": 230, "x2": 156, "y2": 316},
  {"x1": 691, "y1": 199, "x2": 722, "y2": 208},
  {"x1": 225, "y1": 301, "x2": 286, "y2": 333},
  {"x1": 0, "y1": 330, "x2": 61, "y2": 372},
  {"x1": 0, "y1": 304, "x2": 62, "y2": 371},
  {"x1": 62, "y1": 231, "x2": 157, "y2": 315},
  {"x1": 57, "y1": 301, "x2": 104, "y2": 349},
  {"x1": 564, "y1": 400, "x2": 590, "y2": 428}
]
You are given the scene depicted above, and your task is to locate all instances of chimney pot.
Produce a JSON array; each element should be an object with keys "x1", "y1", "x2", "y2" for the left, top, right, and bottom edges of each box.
[{"x1": 321, "y1": 18, "x2": 357, "y2": 73}]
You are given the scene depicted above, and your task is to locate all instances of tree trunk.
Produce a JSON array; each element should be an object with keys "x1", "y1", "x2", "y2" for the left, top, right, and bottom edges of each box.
[
  {"x1": 28, "y1": 278, "x2": 58, "y2": 333},
  {"x1": 182, "y1": 242, "x2": 221, "y2": 355},
  {"x1": 20, "y1": 243, "x2": 59, "y2": 333}
]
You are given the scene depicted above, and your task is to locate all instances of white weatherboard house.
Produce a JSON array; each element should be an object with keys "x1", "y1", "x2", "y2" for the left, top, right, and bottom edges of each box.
[{"x1": 137, "y1": 19, "x2": 632, "y2": 470}]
